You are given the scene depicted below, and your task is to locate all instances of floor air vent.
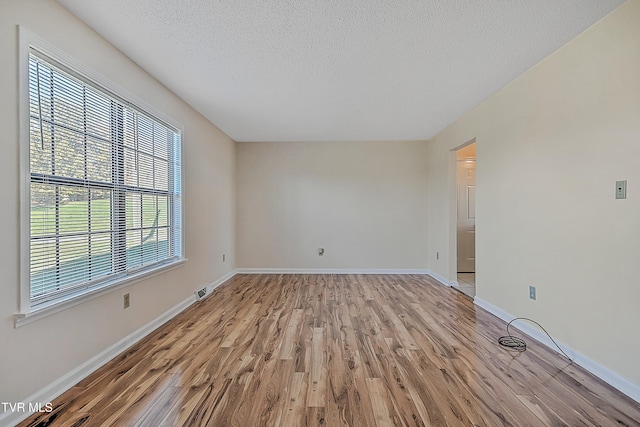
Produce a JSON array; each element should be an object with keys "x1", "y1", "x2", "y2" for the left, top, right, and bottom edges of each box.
[{"x1": 195, "y1": 287, "x2": 208, "y2": 301}]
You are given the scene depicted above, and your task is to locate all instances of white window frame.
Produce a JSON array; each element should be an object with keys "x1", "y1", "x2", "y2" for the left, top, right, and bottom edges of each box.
[{"x1": 16, "y1": 27, "x2": 185, "y2": 327}]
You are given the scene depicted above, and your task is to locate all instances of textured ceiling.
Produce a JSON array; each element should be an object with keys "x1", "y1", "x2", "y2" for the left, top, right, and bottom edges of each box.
[{"x1": 58, "y1": 0, "x2": 624, "y2": 142}]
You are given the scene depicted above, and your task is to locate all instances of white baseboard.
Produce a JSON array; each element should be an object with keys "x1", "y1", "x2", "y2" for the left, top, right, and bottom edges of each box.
[
  {"x1": 474, "y1": 297, "x2": 640, "y2": 404},
  {"x1": 204, "y1": 270, "x2": 236, "y2": 296},
  {"x1": 425, "y1": 270, "x2": 455, "y2": 287},
  {"x1": 235, "y1": 268, "x2": 431, "y2": 275},
  {"x1": 1, "y1": 271, "x2": 237, "y2": 427}
]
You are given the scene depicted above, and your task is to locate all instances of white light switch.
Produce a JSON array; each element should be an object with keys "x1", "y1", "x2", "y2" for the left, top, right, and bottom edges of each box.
[{"x1": 616, "y1": 180, "x2": 627, "y2": 199}]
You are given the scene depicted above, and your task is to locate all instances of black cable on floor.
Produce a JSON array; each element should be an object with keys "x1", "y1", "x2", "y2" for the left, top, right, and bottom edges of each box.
[{"x1": 498, "y1": 317, "x2": 573, "y2": 362}]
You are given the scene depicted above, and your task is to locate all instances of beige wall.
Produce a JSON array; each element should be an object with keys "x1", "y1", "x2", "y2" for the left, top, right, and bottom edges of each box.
[
  {"x1": 427, "y1": 0, "x2": 640, "y2": 386},
  {"x1": 0, "y1": 0, "x2": 235, "y2": 404},
  {"x1": 237, "y1": 141, "x2": 429, "y2": 269}
]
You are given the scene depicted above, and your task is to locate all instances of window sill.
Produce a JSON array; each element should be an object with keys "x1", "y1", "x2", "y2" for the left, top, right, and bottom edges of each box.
[{"x1": 15, "y1": 258, "x2": 187, "y2": 328}]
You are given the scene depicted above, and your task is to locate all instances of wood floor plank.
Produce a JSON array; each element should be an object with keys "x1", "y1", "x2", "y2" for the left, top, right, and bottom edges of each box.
[
  {"x1": 279, "y1": 371, "x2": 307, "y2": 427},
  {"x1": 306, "y1": 327, "x2": 327, "y2": 408},
  {"x1": 18, "y1": 274, "x2": 640, "y2": 427},
  {"x1": 132, "y1": 384, "x2": 182, "y2": 427},
  {"x1": 366, "y1": 378, "x2": 395, "y2": 427},
  {"x1": 280, "y1": 308, "x2": 305, "y2": 360}
]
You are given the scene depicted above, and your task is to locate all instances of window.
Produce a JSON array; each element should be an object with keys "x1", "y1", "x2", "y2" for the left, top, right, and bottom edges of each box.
[{"x1": 24, "y1": 47, "x2": 182, "y2": 313}]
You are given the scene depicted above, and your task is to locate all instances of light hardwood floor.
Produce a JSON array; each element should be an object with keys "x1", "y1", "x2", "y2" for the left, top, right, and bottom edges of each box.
[{"x1": 20, "y1": 274, "x2": 640, "y2": 426}]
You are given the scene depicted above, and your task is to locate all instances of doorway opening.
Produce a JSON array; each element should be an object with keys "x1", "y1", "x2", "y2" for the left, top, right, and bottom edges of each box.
[{"x1": 455, "y1": 142, "x2": 476, "y2": 298}]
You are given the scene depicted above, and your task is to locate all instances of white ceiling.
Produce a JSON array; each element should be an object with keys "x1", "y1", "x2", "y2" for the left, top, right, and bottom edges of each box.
[{"x1": 58, "y1": 0, "x2": 624, "y2": 142}]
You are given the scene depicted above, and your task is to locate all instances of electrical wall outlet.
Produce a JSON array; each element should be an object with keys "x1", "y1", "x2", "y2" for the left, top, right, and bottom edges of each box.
[
  {"x1": 529, "y1": 286, "x2": 536, "y2": 300},
  {"x1": 123, "y1": 293, "x2": 130, "y2": 309},
  {"x1": 616, "y1": 180, "x2": 627, "y2": 199}
]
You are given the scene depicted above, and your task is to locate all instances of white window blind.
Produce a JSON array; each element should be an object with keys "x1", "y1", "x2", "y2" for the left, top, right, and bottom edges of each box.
[{"x1": 28, "y1": 50, "x2": 182, "y2": 308}]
